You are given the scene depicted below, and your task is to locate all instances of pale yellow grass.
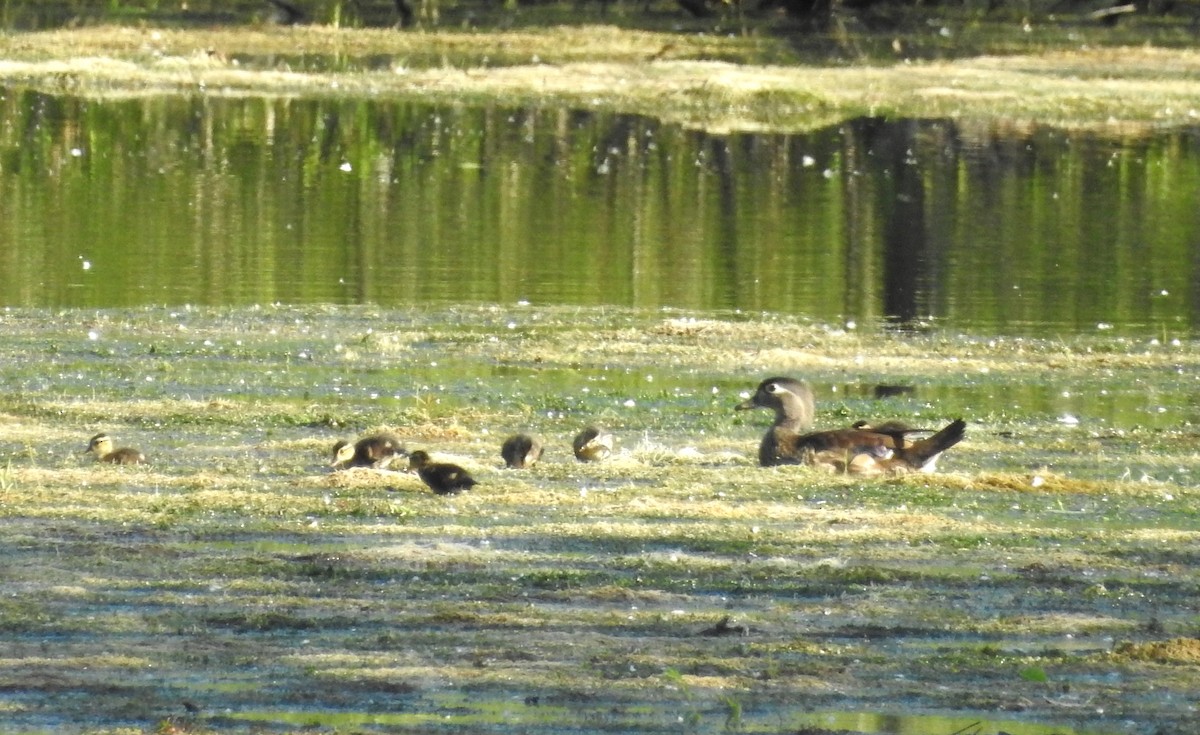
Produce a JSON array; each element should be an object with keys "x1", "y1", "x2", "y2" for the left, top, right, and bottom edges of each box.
[{"x1": 0, "y1": 26, "x2": 1197, "y2": 133}]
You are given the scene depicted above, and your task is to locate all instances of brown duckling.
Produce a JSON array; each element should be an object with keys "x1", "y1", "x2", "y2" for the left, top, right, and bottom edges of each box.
[
  {"x1": 331, "y1": 432, "x2": 406, "y2": 470},
  {"x1": 735, "y1": 377, "x2": 817, "y2": 467},
  {"x1": 407, "y1": 450, "x2": 478, "y2": 495},
  {"x1": 501, "y1": 433, "x2": 544, "y2": 469},
  {"x1": 572, "y1": 426, "x2": 613, "y2": 462},
  {"x1": 85, "y1": 433, "x2": 146, "y2": 465}
]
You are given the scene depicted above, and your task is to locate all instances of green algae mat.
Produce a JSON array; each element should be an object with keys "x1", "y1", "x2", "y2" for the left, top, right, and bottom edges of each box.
[{"x1": 0, "y1": 305, "x2": 1196, "y2": 734}]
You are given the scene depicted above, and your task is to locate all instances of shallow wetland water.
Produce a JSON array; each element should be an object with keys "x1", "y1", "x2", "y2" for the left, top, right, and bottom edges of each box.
[
  {"x1": 0, "y1": 18, "x2": 1199, "y2": 735},
  {"x1": 1, "y1": 305, "x2": 1198, "y2": 734}
]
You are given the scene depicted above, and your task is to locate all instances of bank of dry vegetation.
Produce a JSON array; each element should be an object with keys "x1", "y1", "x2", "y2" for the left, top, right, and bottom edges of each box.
[{"x1": 0, "y1": 25, "x2": 1198, "y2": 133}]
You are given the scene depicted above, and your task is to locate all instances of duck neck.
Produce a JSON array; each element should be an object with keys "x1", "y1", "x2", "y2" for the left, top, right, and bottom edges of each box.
[{"x1": 772, "y1": 401, "x2": 809, "y2": 431}]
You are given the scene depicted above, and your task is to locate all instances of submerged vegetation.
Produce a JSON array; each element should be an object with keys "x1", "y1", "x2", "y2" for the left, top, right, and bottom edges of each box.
[{"x1": 0, "y1": 304, "x2": 1198, "y2": 733}]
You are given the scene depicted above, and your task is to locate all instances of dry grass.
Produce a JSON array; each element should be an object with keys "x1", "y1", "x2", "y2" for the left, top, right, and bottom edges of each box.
[
  {"x1": 0, "y1": 26, "x2": 1198, "y2": 133},
  {"x1": 0, "y1": 24, "x2": 747, "y2": 62},
  {"x1": 1115, "y1": 638, "x2": 1200, "y2": 664}
]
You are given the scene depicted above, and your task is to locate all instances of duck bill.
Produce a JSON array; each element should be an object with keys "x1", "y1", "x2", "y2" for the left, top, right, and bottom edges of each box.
[{"x1": 734, "y1": 398, "x2": 759, "y2": 411}]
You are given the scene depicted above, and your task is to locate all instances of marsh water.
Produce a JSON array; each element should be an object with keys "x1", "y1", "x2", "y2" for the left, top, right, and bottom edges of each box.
[
  {"x1": 2, "y1": 88, "x2": 1198, "y2": 339},
  {"x1": 4, "y1": 83, "x2": 1200, "y2": 735}
]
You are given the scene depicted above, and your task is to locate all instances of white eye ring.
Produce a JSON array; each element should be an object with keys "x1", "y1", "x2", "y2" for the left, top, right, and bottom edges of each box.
[{"x1": 766, "y1": 383, "x2": 782, "y2": 394}]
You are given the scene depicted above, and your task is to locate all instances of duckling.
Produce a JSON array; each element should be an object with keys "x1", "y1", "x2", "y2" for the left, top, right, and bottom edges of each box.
[
  {"x1": 572, "y1": 426, "x2": 613, "y2": 462},
  {"x1": 735, "y1": 377, "x2": 817, "y2": 466},
  {"x1": 407, "y1": 450, "x2": 478, "y2": 495},
  {"x1": 501, "y1": 434, "x2": 543, "y2": 469},
  {"x1": 331, "y1": 433, "x2": 406, "y2": 470},
  {"x1": 84, "y1": 433, "x2": 146, "y2": 465}
]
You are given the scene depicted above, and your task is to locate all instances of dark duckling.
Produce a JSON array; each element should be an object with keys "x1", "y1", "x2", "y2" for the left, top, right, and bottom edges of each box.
[
  {"x1": 501, "y1": 434, "x2": 544, "y2": 469},
  {"x1": 331, "y1": 433, "x2": 406, "y2": 470},
  {"x1": 735, "y1": 377, "x2": 817, "y2": 467},
  {"x1": 408, "y1": 450, "x2": 478, "y2": 495},
  {"x1": 85, "y1": 433, "x2": 146, "y2": 465},
  {"x1": 572, "y1": 426, "x2": 613, "y2": 462}
]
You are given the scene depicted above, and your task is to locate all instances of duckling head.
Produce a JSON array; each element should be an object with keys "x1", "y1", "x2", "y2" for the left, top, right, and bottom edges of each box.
[
  {"x1": 331, "y1": 440, "x2": 356, "y2": 468},
  {"x1": 85, "y1": 433, "x2": 114, "y2": 457},
  {"x1": 572, "y1": 427, "x2": 613, "y2": 462},
  {"x1": 407, "y1": 450, "x2": 432, "y2": 471}
]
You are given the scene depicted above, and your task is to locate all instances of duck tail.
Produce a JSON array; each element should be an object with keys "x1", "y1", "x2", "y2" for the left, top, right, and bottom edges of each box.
[{"x1": 902, "y1": 418, "x2": 966, "y2": 471}]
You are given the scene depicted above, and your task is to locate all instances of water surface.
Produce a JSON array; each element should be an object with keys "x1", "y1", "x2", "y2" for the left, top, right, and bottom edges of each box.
[{"x1": 1, "y1": 89, "x2": 1198, "y2": 338}]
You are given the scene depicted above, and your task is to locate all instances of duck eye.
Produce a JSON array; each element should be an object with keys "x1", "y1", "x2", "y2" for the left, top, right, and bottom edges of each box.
[{"x1": 765, "y1": 383, "x2": 781, "y2": 393}]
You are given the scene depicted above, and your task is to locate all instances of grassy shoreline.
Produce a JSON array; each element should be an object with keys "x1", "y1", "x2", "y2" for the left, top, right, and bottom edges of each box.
[{"x1": 1, "y1": 25, "x2": 1199, "y2": 133}]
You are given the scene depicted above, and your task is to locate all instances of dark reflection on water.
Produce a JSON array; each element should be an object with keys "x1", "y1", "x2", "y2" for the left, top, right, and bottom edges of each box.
[{"x1": 1, "y1": 87, "x2": 1198, "y2": 337}]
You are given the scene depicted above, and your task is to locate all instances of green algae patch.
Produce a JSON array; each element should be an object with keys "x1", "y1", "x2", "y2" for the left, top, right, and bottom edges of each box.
[{"x1": 0, "y1": 304, "x2": 1198, "y2": 733}]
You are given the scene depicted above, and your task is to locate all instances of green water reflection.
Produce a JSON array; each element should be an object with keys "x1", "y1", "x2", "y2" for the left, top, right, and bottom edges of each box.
[{"x1": 1, "y1": 89, "x2": 1198, "y2": 336}]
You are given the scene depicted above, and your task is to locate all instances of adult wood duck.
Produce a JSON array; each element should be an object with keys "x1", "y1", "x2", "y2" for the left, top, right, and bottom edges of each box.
[
  {"x1": 501, "y1": 434, "x2": 544, "y2": 469},
  {"x1": 737, "y1": 377, "x2": 965, "y2": 473},
  {"x1": 780, "y1": 419, "x2": 967, "y2": 475},
  {"x1": 85, "y1": 433, "x2": 146, "y2": 465},
  {"x1": 408, "y1": 450, "x2": 478, "y2": 495},
  {"x1": 735, "y1": 377, "x2": 816, "y2": 466},
  {"x1": 572, "y1": 426, "x2": 613, "y2": 462},
  {"x1": 331, "y1": 433, "x2": 407, "y2": 470}
]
